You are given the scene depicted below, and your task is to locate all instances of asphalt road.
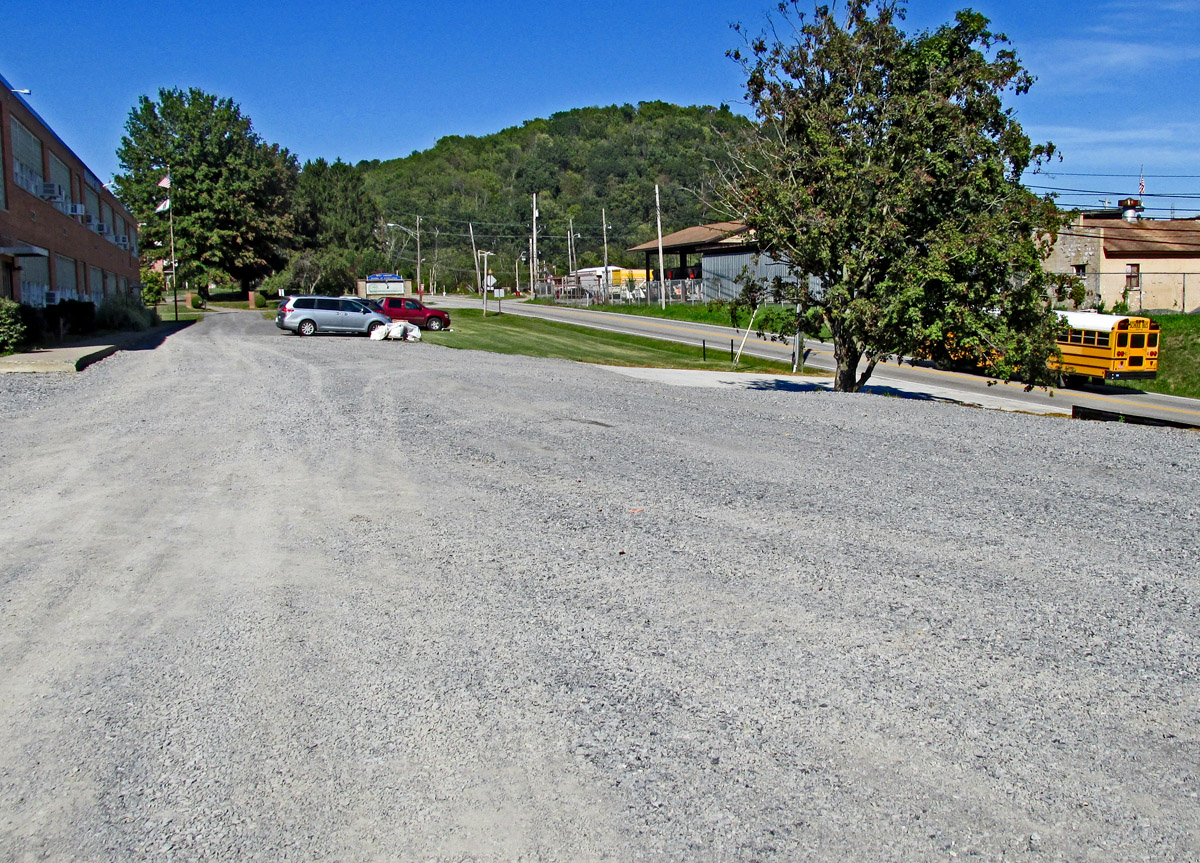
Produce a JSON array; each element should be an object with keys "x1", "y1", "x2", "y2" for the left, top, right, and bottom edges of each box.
[
  {"x1": 436, "y1": 296, "x2": 1200, "y2": 427},
  {"x1": 2, "y1": 310, "x2": 1197, "y2": 861}
]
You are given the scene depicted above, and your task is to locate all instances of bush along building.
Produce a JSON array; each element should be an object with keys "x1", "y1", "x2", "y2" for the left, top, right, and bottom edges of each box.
[{"x1": 0, "y1": 71, "x2": 139, "y2": 311}]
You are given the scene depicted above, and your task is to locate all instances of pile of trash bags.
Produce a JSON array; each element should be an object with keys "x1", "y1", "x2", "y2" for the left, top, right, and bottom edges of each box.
[{"x1": 370, "y1": 321, "x2": 422, "y2": 342}]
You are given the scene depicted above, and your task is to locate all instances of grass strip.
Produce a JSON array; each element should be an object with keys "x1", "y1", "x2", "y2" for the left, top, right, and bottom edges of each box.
[
  {"x1": 527, "y1": 297, "x2": 835, "y2": 340},
  {"x1": 1112, "y1": 313, "x2": 1200, "y2": 399},
  {"x1": 422, "y1": 308, "x2": 825, "y2": 375}
]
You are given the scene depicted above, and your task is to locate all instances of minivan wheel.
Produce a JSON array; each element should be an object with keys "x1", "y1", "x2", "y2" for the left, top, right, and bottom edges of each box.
[
  {"x1": 426, "y1": 317, "x2": 444, "y2": 331},
  {"x1": 367, "y1": 321, "x2": 384, "y2": 336},
  {"x1": 298, "y1": 319, "x2": 316, "y2": 336}
]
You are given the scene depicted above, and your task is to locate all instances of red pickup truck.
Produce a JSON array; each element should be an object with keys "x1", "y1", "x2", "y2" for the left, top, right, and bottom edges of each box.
[{"x1": 376, "y1": 297, "x2": 451, "y2": 331}]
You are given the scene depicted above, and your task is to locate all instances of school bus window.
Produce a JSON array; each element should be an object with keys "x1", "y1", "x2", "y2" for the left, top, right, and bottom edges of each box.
[
  {"x1": 1097, "y1": 333, "x2": 1110, "y2": 347},
  {"x1": 1118, "y1": 333, "x2": 1128, "y2": 348},
  {"x1": 1069, "y1": 330, "x2": 1083, "y2": 344},
  {"x1": 1148, "y1": 333, "x2": 1159, "y2": 348},
  {"x1": 1083, "y1": 331, "x2": 1096, "y2": 346},
  {"x1": 1131, "y1": 333, "x2": 1145, "y2": 349}
]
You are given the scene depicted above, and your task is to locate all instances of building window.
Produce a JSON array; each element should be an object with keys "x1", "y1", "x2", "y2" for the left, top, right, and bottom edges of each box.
[
  {"x1": 85, "y1": 186, "x2": 100, "y2": 223},
  {"x1": 1072, "y1": 264, "x2": 1087, "y2": 277},
  {"x1": 55, "y1": 254, "x2": 78, "y2": 300},
  {"x1": 11, "y1": 118, "x2": 44, "y2": 196},
  {"x1": 48, "y1": 153, "x2": 72, "y2": 210},
  {"x1": 1125, "y1": 263, "x2": 1141, "y2": 291},
  {"x1": 20, "y1": 255, "x2": 50, "y2": 306},
  {"x1": 101, "y1": 202, "x2": 114, "y2": 239},
  {"x1": 88, "y1": 265, "x2": 102, "y2": 298}
]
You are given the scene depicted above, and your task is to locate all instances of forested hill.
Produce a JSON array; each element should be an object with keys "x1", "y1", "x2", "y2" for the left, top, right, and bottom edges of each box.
[{"x1": 357, "y1": 101, "x2": 751, "y2": 282}]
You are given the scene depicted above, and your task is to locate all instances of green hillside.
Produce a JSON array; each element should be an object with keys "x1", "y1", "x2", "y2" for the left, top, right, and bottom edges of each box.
[{"x1": 357, "y1": 102, "x2": 752, "y2": 287}]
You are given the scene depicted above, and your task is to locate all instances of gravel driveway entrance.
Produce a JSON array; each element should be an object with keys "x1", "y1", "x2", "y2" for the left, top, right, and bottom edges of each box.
[{"x1": 2, "y1": 311, "x2": 1197, "y2": 861}]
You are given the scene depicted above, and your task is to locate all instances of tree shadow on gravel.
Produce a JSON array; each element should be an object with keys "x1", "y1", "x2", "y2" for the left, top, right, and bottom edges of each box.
[{"x1": 742, "y1": 378, "x2": 956, "y2": 404}]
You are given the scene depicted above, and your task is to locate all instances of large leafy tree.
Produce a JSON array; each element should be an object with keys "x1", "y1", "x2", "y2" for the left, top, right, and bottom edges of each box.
[
  {"x1": 115, "y1": 88, "x2": 298, "y2": 293},
  {"x1": 723, "y1": 1, "x2": 1068, "y2": 391}
]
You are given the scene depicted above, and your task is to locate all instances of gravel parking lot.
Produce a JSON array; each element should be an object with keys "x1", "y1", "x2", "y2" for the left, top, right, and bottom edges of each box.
[{"x1": 2, "y1": 310, "x2": 1197, "y2": 862}]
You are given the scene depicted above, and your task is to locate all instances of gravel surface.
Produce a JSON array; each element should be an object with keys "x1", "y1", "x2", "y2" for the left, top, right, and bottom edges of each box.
[{"x1": 1, "y1": 310, "x2": 1197, "y2": 862}]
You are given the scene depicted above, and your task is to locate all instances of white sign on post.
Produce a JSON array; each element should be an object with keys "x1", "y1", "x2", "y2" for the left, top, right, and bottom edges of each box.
[
  {"x1": 495, "y1": 289, "x2": 505, "y2": 299},
  {"x1": 485, "y1": 274, "x2": 497, "y2": 288}
]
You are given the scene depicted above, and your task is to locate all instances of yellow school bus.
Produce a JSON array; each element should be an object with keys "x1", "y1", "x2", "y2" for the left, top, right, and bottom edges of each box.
[{"x1": 1050, "y1": 310, "x2": 1160, "y2": 383}]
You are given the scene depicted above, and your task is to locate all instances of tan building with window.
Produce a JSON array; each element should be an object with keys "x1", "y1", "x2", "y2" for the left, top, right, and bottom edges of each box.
[
  {"x1": 1, "y1": 71, "x2": 139, "y2": 308},
  {"x1": 1046, "y1": 200, "x2": 1200, "y2": 313}
]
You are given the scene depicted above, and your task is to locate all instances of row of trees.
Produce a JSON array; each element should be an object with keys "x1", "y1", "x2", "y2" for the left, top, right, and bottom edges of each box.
[
  {"x1": 115, "y1": 90, "x2": 384, "y2": 298},
  {"x1": 358, "y1": 102, "x2": 754, "y2": 285}
]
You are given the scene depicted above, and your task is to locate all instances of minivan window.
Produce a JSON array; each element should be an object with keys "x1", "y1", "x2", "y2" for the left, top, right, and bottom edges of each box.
[
  {"x1": 316, "y1": 298, "x2": 339, "y2": 311},
  {"x1": 340, "y1": 299, "x2": 365, "y2": 312},
  {"x1": 294, "y1": 297, "x2": 315, "y2": 309}
]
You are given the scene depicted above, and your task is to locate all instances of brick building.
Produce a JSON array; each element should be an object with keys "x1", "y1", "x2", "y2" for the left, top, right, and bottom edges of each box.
[{"x1": 1, "y1": 71, "x2": 139, "y2": 308}]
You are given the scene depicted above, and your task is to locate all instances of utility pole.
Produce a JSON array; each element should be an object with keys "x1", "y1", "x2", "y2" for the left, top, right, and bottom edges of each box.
[
  {"x1": 655, "y1": 184, "x2": 666, "y2": 310},
  {"x1": 568, "y1": 216, "x2": 575, "y2": 278},
  {"x1": 166, "y1": 167, "x2": 178, "y2": 321},
  {"x1": 469, "y1": 223, "x2": 481, "y2": 302},
  {"x1": 531, "y1": 194, "x2": 539, "y2": 296},
  {"x1": 415, "y1": 215, "x2": 422, "y2": 299},
  {"x1": 602, "y1": 208, "x2": 609, "y2": 300}
]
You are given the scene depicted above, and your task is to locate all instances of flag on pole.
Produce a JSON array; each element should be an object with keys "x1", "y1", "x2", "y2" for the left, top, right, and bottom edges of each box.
[
  {"x1": 155, "y1": 198, "x2": 170, "y2": 213},
  {"x1": 158, "y1": 175, "x2": 171, "y2": 189},
  {"x1": 1139, "y1": 168, "x2": 1145, "y2": 197}
]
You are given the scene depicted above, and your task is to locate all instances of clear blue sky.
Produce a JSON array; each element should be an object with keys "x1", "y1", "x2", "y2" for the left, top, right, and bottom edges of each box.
[{"x1": 7, "y1": 0, "x2": 1200, "y2": 216}]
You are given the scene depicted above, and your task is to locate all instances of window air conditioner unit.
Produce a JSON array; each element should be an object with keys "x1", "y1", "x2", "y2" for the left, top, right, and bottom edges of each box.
[
  {"x1": 45, "y1": 291, "x2": 59, "y2": 305},
  {"x1": 115, "y1": 236, "x2": 130, "y2": 249},
  {"x1": 39, "y1": 182, "x2": 65, "y2": 201},
  {"x1": 83, "y1": 213, "x2": 95, "y2": 226},
  {"x1": 95, "y1": 222, "x2": 111, "y2": 235},
  {"x1": 68, "y1": 203, "x2": 87, "y2": 217}
]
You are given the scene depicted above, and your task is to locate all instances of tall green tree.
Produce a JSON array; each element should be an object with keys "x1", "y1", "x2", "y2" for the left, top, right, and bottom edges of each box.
[
  {"x1": 723, "y1": 1, "x2": 1068, "y2": 391},
  {"x1": 115, "y1": 88, "x2": 298, "y2": 293},
  {"x1": 295, "y1": 158, "x2": 380, "y2": 251}
]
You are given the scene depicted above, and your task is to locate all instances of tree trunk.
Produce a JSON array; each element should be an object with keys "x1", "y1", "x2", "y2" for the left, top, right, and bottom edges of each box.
[{"x1": 832, "y1": 333, "x2": 862, "y2": 392}]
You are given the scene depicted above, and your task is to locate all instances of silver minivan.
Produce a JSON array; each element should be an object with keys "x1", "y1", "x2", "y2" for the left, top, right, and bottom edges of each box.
[{"x1": 276, "y1": 296, "x2": 390, "y2": 336}]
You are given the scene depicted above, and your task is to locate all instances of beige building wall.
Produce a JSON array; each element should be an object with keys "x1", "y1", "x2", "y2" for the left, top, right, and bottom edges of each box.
[{"x1": 1046, "y1": 216, "x2": 1200, "y2": 313}]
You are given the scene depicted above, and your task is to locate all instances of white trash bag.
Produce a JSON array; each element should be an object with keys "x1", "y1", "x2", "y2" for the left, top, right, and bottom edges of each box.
[
  {"x1": 369, "y1": 323, "x2": 389, "y2": 340},
  {"x1": 387, "y1": 321, "x2": 422, "y2": 341}
]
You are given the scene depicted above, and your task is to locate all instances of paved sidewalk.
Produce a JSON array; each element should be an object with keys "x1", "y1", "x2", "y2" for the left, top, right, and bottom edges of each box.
[
  {"x1": 600, "y1": 365, "x2": 1071, "y2": 416},
  {"x1": 0, "y1": 321, "x2": 191, "y2": 373}
]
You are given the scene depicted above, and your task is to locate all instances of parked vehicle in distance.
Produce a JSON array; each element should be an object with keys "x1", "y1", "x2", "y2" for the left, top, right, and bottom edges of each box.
[
  {"x1": 1050, "y1": 310, "x2": 1161, "y2": 383},
  {"x1": 376, "y1": 297, "x2": 450, "y2": 330},
  {"x1": 276, "y1": 295, "x2": 391, "y2": 336}
]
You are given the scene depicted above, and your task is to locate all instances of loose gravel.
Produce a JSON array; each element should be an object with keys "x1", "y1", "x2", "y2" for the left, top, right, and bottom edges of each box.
[{"x1": 1, "y1": 310, "x2": 1197, "y2": 862}]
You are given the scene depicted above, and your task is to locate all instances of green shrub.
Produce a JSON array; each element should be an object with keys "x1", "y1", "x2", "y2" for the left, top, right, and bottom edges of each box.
[
  {"x1": 141, "y1": 268, "x2": 165, "y2": 305},
  {"x1": 46, "y1": 299, "x2": 97, "y2": 335},
  {"x1": 96, "y1": 293, "x2": 159, "y2": 332},
  {"x1": 17, "y1": 304, "x2": 44, "y2": 346},
  {"x1": 0, "y1": 298, "x2": 26, "y2": 354},
  {"x1": 188, "y1": 293, "x2": 205, "y2": 310}
]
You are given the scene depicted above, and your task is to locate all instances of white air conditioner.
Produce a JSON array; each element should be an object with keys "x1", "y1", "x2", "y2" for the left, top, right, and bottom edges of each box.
[
  {"x1": 39, "y1": 182, "x2": 65, "y2": 201},
  {"x1": 68, "y1": 203, "x2": 87, "y2": 217},
  {"x1": 45, "y1": 291, "x2": 59, "y2": 305},
  {"x1": 115, "y1": 236, "x2": 130, "y2": 249},
  {"x1": 95, "y1": 222, "x2": 111, "y2": 235}
]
